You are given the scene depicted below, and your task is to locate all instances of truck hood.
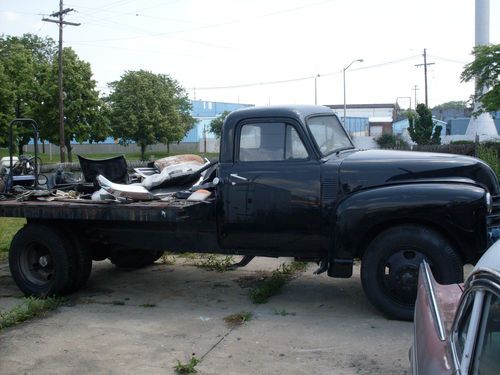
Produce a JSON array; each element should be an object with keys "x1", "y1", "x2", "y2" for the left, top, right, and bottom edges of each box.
[{"x1": 335, "y1": 149, "x2": 499, "y2": 195}]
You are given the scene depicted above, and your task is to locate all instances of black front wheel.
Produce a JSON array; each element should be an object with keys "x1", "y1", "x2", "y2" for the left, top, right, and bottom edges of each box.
[{"x1": 361, "y1": 225, "x2": 463, "y2": 321}]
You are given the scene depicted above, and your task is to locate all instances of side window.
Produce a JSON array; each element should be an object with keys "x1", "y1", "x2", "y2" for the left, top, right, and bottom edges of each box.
[
  {"x1": 286, "y1": 126, "x2": 308, "y2": 160},
  {"x1": 238, "y1": 123, "x2": 308, "y2": 162},
  {"x1": 472, "y1": 294, "x2": 500, "y2": 374}
]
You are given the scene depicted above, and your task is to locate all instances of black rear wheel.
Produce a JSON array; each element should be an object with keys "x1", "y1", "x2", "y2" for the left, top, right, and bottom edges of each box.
[
  {"x1": 9, "y1": 224, "x2": 77, "y2": 296},
  {"x1": 361, "y1": 225, "x2": 463, "y2": 321}
]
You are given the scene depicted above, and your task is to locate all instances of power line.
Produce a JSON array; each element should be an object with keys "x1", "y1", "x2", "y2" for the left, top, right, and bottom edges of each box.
[
  {"x1": 193, "y1": 55, "x2": 421, "y2": 91},
  {"x1": 68, "y1": 0, "x2": 340, "y2": 43},
  {"x1": 42, "y1": 0, "x2": 80, "y2": 163}
]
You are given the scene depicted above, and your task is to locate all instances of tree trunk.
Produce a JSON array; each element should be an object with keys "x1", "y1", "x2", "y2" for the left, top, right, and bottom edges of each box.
[
  {"x1": 140, "y1": 143, "x2": 146, "y2": 161},
  {"x1": 167, "y1": 142, "x2": 170, "y2": 154},
  {"x1": 65, "y1": 140, "x2": 73, "y2": 163}
]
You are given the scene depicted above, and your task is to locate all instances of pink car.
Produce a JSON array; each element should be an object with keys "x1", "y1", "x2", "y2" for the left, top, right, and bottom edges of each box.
[{"x1": 411, "y1": 241, "x2": 500, "y2": 374}]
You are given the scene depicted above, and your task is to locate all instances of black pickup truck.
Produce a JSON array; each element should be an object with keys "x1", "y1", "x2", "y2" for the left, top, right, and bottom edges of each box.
[{"x1": 1, "y1": 105, "x2": 499, "y2": 320}]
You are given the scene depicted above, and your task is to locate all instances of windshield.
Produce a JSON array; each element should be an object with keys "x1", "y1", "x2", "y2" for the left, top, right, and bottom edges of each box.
[{"x1": 307, "y1": 115, "x2": 354, "y2": 156}]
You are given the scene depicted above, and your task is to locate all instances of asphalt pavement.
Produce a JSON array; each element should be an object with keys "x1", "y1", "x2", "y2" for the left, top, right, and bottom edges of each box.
[{"x1": 0, "y1": 256, "x2": 412, "y2": 375}]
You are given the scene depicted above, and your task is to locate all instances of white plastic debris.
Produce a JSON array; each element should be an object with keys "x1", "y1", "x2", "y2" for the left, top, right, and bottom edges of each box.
[{"x1": 97, "y1": 175, "x2": 155, "y2": 201}]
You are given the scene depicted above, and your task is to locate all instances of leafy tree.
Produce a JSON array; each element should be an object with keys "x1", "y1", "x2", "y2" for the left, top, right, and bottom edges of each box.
[
  {"x1": 39, "y1": 48, "x2": 111, "y2": 162},
  {"x1": 407, "y1": 104, "x2": 442, "y2": 145},
  {"x1": 0, "y1": 34, "x2": 56, "y2": 153},
  {"x1": 209, "y1": 110, "x2": 231, "y2": 138},
  {"x1": 461, "y1": 44, "x2": 500, "y2": 114},
  {"x1": 108, "y1": 70, "x2": 195, "y2": 160},
  {"x1": 0, "y1": 38, "x2": 38, "y2": 153},
  {"x1": 39, "y1": 48, "x2": 109, "y2": 161},
  {"x1": 432, "y1": 101, "x2": 469, "y2": 111},
  {"x1": 0, "y1": 63, "x2": 14, "y2": 146}
]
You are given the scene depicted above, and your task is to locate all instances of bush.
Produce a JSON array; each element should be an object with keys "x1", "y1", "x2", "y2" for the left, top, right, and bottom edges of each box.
[
  {"x1": 375, "y1": 134, "x2": 408, "y2": 149},
  {"x1": 477, "y1": 143, "x2": 500, "y2": 179}
]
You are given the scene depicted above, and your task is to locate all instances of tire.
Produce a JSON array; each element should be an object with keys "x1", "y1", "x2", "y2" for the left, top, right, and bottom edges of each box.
[
  {"x1": 109, "y1": 249, "x2": 164, "y2": 269},
  {"x1": 9, "y1": 224, "x2": 77, "y2": 296},
  {"x1": 360, "y1": 225, "x2": 463, "y2": 321},
  {"x1": 65, "y1": 231, "x2": 93, "y2": 293}
]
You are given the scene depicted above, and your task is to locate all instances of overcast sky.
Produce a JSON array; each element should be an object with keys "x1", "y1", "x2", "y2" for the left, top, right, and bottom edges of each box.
[{"x1": 1, "y1": 0, "x2": 499, "y2": 109}]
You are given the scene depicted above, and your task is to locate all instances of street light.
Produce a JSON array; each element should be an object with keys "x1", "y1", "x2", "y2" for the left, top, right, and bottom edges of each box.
[
  {"x1": 343, "y1": 59, "x2": 363, "y2": 124},
  {"x1": 314, "y1": 74, "x2": 320, "y2": 105}
]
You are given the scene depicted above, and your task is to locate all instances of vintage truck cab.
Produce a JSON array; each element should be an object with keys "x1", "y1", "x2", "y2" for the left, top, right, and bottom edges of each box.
[{"x1": 1, "y1": 105, "x2": 499, "y2": 321}]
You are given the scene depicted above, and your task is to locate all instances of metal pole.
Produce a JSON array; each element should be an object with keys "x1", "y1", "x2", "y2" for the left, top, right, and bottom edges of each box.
[
  {"x1": 314, "y1": 74, "x2": 319, "y2": 105},
  {"x1": 343, "y1": 68, "x2": 346, "y2": 124},
  {"x1": 423, "y1": 48, "x2": 428, "y2": 107},
  {"x1": 57, "y1": 0, "x2": 65, "y2": 163},
  {"x1": 343, "y1": 59, "x2": 363, "y2": 124}
]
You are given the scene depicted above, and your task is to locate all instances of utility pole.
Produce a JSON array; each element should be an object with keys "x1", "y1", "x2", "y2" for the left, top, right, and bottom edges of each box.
[
  {"x1": 412, "y1": 85, "x2": 420, "y2": 109},
  {"x1": 414, "y1": 48, "x2": 435, "y2": 107},
  {"x1": 42, "y1": 1, "x2": 80, "y2": 163}
]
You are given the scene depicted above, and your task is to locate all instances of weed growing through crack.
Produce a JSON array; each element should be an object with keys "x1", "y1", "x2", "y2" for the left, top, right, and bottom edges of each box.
[
  {"x1": 160, "y1": 252, "x2": 176, "y2": 265},
  {"x1": 139, "y1": 303, "x2": 156, "y2": 308},
  {"x1": 223, "y1": 311, "x2": 253, "y2": 328},
  {"x1": 274, "y1": 308, "x2": 296, "y2": 316},
  {"x1": 177, "y1": 252, "x2": 199, "y2": 260},
  {"x1": 174, "y1": 356, "x2": 200, "y2": 374},
  {"x1": 250, "y1": 262, "x2": 307, "y2": 304},
  {"x1": 196, "y1": 254, "x2": 234, "y2": 272},
  {"x1": 0, "y1": 296, "x2": 65, "y2": 330}
]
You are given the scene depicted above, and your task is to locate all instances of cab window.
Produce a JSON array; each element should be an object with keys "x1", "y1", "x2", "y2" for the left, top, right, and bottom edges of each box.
[{"x1": 238, "y1": 122, "x2": 308, "y2": 162}]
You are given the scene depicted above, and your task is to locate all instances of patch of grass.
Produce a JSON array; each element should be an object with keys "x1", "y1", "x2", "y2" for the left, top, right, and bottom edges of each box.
[
  {"x1": 174, "y1": 356, "x2": 200, "y2": 374},
  {"x1": 139, "y1": 303, "x2": 156, "y2": 308},
  {"x1": 249, "y1": 262, "x2": 307, "y2": 304},
  {"x1": 177, "y1": 252, "x2": 199, "y2": 260},
  {"x1": 160, "y1": 252, "x2": 176, "y2": 265},
  {"x1": 111, "y1": 300, "x2": 125, "y2": 306},
  {"x1": 196, "y1": 254, "x2": 234, "y2": 272},
  {"x1": 0, "y1": 296, "x2": 65, "y2": 330},
  {"x1": 0, "y1": 217, "x2": 25, "y2": 261},
  {"x1": 274, "y1": 308, "x2": 296, "y2": 316},
  {"x1": 223, "y1": 311, "x2": 253, "y2": 328}
]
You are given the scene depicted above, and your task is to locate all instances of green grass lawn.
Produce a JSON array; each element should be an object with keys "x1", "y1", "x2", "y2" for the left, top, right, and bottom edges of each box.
[{"x1": 0, "y1": 218, "x2": 25, "y2": 261}]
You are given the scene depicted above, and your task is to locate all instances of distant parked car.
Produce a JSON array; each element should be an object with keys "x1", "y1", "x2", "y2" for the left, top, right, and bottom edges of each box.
[{"x1": 410, "y1": 240, "x2": 500, "y2": 374}]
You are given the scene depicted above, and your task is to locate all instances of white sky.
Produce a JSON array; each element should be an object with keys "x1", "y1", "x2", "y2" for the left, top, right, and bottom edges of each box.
[{"x1": 1, "y1": 0, "x2": 499, "y2": 109}]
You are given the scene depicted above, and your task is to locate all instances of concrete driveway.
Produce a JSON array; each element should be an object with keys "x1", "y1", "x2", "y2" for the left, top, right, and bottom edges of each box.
[{"x1": 0, "y1": 257, "x2": 412, "y2": 374}]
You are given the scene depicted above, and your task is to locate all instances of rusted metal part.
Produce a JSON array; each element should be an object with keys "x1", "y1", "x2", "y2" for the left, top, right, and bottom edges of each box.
[
  {"x1": 154, "y1": 154, "x2": 205, "y2": 171},
  {"x1": 0, "y1": 198, "x2": 212, "y2": 223}
]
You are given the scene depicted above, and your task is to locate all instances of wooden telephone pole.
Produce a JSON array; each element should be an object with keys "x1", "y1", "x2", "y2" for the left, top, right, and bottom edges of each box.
[
  {"x1": 415, "y1": 49, "x2": 435, "y2": 107},
  {"x1": 42, "y1": 1, "x2": 80, "y2": 163}
]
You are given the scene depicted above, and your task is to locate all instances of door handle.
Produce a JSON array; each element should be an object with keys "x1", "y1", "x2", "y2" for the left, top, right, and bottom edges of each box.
[
  {"x1": 230, "y1": 173, "x2": 248, "y2": 181},
  {"x1": 229, "y1": 173, "x2": 248, "y2": 185}
]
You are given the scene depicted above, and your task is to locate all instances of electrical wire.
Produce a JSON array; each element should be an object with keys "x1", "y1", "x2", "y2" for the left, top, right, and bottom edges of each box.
[
  {"x1": 68, "y1": 0, "x2": 340, "y2": 43},
  {"x1": 192, "y1": 55, "x2": 422, "y2": 91}
]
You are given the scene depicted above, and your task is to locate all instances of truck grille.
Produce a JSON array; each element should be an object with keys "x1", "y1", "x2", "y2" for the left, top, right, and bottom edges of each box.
[
  {"x1": 487, "y1": 195, "x2": 500, "y2": 245},
  {"x1": 487, "y1": 195, "x2": 500, "y2": 228}
]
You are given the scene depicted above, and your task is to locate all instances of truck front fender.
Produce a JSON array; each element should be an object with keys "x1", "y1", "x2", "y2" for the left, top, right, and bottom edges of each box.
[{"x1": 331, "y1": 183, "x2": 488, "y2": 271}]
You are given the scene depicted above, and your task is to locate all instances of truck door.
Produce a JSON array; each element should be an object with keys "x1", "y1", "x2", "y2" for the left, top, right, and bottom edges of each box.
[{"x1": 218, "y1": 119, "x2": 324, "y2": 253}]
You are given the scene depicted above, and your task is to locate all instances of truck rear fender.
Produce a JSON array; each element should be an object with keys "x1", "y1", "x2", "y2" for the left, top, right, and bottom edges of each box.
[{"x1": 331, "y1": 183, "x2": 488, "y2": 269}]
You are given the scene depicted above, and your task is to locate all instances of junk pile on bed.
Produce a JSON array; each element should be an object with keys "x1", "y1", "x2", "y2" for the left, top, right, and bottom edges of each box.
[{"x1": 0, "y1": 154, "x2": 219, "y2": 204}]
